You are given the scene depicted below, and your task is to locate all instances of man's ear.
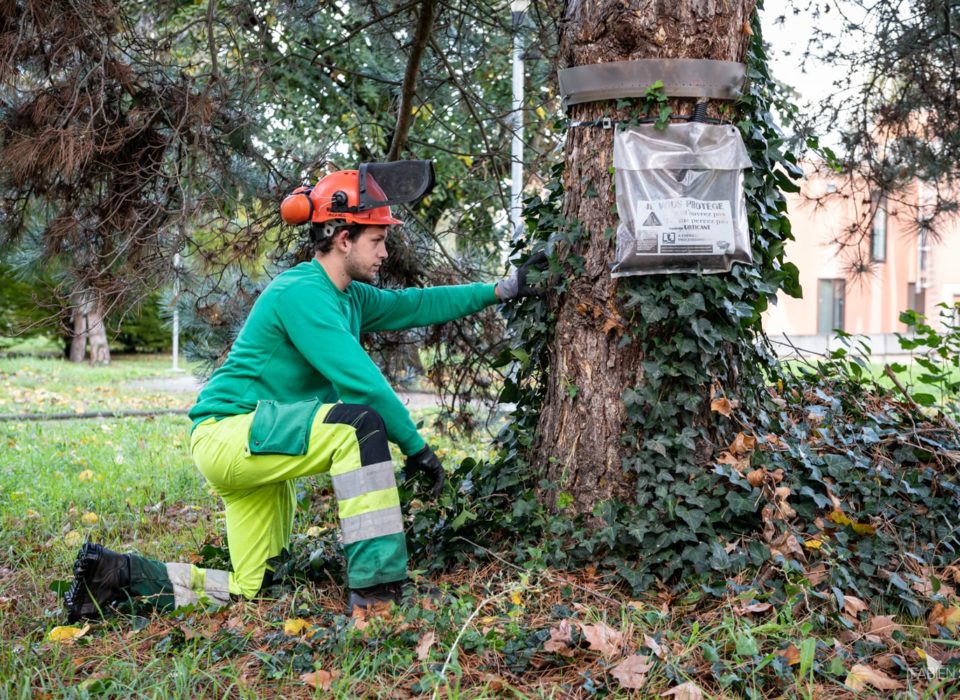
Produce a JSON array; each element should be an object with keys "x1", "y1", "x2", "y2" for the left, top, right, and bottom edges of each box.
[{"x1": 332, "y1": 229, "x2": 352, "y2": 252}]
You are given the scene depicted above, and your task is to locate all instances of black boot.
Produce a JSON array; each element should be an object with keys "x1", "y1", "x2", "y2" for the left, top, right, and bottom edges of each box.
[
  {"x1": 64, "y1": 543, "x2": 132, "y2": 622},
  {"x1": 346, "y1": 581, "x2": 404, "y2": 614}
]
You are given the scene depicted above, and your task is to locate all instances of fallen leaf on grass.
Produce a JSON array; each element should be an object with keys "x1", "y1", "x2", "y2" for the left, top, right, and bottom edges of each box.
[
  {"x1": 915, "y1": 647, "x2": 942, "y2": 675},
  {"x1": 77, "y1": 470, "x2": 95, "y2": 481},
  {"x1": 81, "y1": 512, "x2": 99, "y2": 525},
  {"x1": 643, "y1": 634, "x2": 664, "y2": 658},
  {"x1": 843, "y1": 594, "x2": 869, "y2": 618},
  {"x1": 844, "y1": 664, "x2": 903, "y2": 691},
  {"x1": 661, "y1": 680, "x2": 703, "y2": 700},
  {"x1": 283, "y1": 618, "x2": 311, "y2": 636},
  {"x1": 866, "y1": 615, "x2": 902, "y2": 643},
  {"x1": 780, "y1": 644, "x2": 801, "y2": 665},
  {"x1": 580, "y1": 622, "x2": 623, "y2": 657},
  {"x1": 927, "y1": 603, "x2": 960, "y2": 634},
  {"x1": 63, "y1": 530, "x2": 84, "y2": 547},
  {"x1": 543, "y1": 620, "x2": 576, "y2": 656},
  {"x1": 48, "y1": 624, "x2": 90, "y2": 643},
  {"x1": 610, "y1": 654, "x2": 652, "y2": 689},
  {"x1": 416, "y1": 631, "x2": 435, "y2": 661},
  {"x1": 300, "y1": 669, "x2": 336, "y2": 690},
  {"x1": 735, "y1": 602, "x2": 773, "y2": 615}
]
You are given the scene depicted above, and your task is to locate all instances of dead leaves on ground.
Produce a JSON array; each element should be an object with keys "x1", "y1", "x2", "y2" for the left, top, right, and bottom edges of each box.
[{"x1": 844, "y1": 663, "x2": 904, "y2": 691}]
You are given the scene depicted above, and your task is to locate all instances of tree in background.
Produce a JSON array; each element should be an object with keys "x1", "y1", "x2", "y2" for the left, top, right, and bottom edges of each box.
[{"x1": 779, "y1": 0, "x2": 959, "y2": 273}]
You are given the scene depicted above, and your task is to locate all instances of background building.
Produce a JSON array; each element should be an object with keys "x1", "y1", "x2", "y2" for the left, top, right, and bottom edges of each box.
[{"x1": 763, "y1": 167, "x2": 960, "y2": 357}]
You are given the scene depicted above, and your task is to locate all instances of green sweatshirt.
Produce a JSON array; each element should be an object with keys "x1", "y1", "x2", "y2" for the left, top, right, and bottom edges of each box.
[{"x1": 189, "y1": 259, "x2": 498, "y2": 455}]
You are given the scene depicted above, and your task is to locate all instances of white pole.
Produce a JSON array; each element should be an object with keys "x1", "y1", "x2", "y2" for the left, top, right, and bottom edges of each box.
[
  {"x1": 171, "y1": 252, "x2": 182, "y2": 372},
  {"x1": 510, "y1": 0, "x2": 529, "y2": 240}
]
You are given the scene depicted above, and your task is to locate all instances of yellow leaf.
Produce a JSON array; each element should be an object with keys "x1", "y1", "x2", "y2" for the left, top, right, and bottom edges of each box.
[
  {"x1": 510, "y1": 590, "x2": 522, "y2": 606},
  {"x1": 535, "y1": 106, "x2": 547, "y2": 120},
  {"x1": 284, "y1": 618, "x2": 311, "y2": 636},
  {"x1": 81, "y1": 512, "x2": 99, "y2": 525},
  {"x1": 305, "y1": 526, "x2": 325, "y2": 537},
  {"x1": 48, "y1": 624, "x2": 90, "y2": 642},
  {"x1": 456, "y1": 154, "x2": 474, "y2": 168},
  {"x1": 803, "y1": 539, "x2": 823, "y2": 550},
  {"x1": 844, "y1": 663, "x2": 904, "y2": 691},
  {"x1": 63, "y1": 530, "x2": 83, "y2": 547},
  {"x1": 77, "y1": 470, "x2": 95, "y2": 481}
]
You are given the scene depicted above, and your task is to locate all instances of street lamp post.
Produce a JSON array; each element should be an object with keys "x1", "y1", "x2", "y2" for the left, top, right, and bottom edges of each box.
[
  {"x1": 510, "y1": 0, "x2": 529, "y2": 239},
  {"x1": 171, "y1": 252, "x2": 183, "y2": 372}
]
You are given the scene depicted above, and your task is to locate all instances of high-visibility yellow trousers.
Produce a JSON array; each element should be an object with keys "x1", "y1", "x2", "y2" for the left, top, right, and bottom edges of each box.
[{"x1": 190, "y1": 403, "x2": 408, "y2": 598}]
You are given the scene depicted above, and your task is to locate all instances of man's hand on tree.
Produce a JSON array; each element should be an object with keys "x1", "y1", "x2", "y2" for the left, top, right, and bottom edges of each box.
[
  {"x1": 496, "y1": 251, "x2": 549, "y2": 300},
  {"x1": 403, "y1": 445, "x2": 445, "y2": 499}
]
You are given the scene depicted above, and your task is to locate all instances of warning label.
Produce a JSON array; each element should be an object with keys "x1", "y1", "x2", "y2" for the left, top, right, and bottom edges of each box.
[{"x1": 632, "y1": 198, "x2": 734, "y2": 255}]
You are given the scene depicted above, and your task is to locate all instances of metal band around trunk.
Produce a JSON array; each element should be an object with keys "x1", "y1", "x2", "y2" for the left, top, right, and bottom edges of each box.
[
  {"x1": 558, "y1": 59, "x2": 747, "y2": 110},
  {"x1": 331, "y1": 460, "x2": 397, "y2": 502},
  {"x1": 340, "y1": 506, "x2": 404, "y2": 545}
]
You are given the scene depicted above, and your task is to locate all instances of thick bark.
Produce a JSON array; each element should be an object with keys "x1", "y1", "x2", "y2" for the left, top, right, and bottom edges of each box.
[
  {"x1": 69, "y1": 292, "x2": 89, "y2": 363},
  {"x1": 535, "y1": 0, "x2": 756, "y2": 512},
  {"x1": 69, "y1": 290, "x2": 111, "y2": 365}
]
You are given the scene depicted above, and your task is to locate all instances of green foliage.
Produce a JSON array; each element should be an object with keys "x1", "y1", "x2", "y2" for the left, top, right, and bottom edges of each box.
[
  {"x1": 890, "y1": 305, "x2": 960, "y2": 419},
  {"x1": 398, "y1": 11, "x2": 960, "y2": 626}
]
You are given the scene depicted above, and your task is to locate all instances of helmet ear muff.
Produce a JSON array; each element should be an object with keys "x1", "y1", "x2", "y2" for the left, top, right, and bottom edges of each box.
[{"x1": 280, "y1": 187, "x2": 315, "y2": 225}]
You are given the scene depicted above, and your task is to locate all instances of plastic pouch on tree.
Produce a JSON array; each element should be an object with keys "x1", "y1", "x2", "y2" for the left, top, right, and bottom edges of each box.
[{"x1": 611, "y1": 123, "x2": 753, "y2": 276}]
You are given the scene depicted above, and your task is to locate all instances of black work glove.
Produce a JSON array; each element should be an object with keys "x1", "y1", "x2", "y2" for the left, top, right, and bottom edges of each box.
[
  {"x1": 403, "y1": 445, "x2": 445, "y2": 500},
  {"x1": 496, "y1": 251, "x2": 549, "y2": 300}
]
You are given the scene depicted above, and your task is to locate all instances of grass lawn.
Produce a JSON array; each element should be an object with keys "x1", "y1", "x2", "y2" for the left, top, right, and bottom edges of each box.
[{"x1": 1, "y1": 356, "x2": 958, "y2": 698}]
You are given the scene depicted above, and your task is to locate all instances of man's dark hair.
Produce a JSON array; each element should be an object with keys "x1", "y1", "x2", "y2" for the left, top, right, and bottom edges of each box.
[{"x1": 312, "y1": 222, "x2": 363, "y2": 255}]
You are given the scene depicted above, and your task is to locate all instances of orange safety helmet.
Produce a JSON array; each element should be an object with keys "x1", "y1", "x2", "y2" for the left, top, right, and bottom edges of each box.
[{"x1": 280, "y1": 169, "x2": 402, "y2": 237}]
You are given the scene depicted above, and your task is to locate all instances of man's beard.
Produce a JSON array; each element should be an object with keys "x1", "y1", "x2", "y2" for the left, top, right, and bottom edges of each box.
[{"x1": 345, "y1": 253, "x2": 377, "y2": 284}]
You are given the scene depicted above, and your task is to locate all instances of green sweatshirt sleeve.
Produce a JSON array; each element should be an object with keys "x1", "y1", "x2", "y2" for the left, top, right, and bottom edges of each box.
[
  {"x1": 274, "y1": 286, "x2": 426, "y2": 456},
  {"x1": 353, "y1": 282, "x2": 498, "y2": 333}
]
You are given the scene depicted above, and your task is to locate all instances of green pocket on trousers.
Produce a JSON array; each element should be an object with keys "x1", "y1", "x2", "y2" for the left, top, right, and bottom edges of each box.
[{"x1": 248, "y1": 398, "x2": 321, "y2": 456}]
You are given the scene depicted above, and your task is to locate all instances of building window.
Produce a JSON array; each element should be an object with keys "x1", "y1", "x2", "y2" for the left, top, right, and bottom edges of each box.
[
  {"x1": 871, "y1": 196, "x2": 887, "y2": 262},
  {"x1": 906, "y1": 282, "x2": 926, "y2": 319},
  {"x1": 818, "y1": 279, "x2": 846, "y2": 335}
]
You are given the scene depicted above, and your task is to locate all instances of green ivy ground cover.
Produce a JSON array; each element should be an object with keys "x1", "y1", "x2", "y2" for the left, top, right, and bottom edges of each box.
[{"x1": 2, "y1": 356, "x2": 960, "y2": 698}]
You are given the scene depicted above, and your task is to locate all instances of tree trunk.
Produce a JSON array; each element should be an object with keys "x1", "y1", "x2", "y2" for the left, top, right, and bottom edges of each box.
[
  {"x1": 69, "y1": 292, "x2": 89, "y2": 363},
  {"x1": 534, "y1": 0, "x2": 756, "y2": 512},
  {"x1": 69, "y1": 290, "x2": 111, "y2": 365},
  {"x1": 86, "y1": 301, "x2": 110, "y2": 365}
]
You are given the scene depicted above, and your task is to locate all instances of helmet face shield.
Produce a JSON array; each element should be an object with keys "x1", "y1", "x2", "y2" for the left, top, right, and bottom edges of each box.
[{"x1": 357, "y1": 161, "x2": 435, "y2": 211}]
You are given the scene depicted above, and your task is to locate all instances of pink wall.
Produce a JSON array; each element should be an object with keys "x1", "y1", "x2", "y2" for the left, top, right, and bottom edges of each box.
[{"x1": 763, "y1": 172, "x2": 960, "y2": 336}]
